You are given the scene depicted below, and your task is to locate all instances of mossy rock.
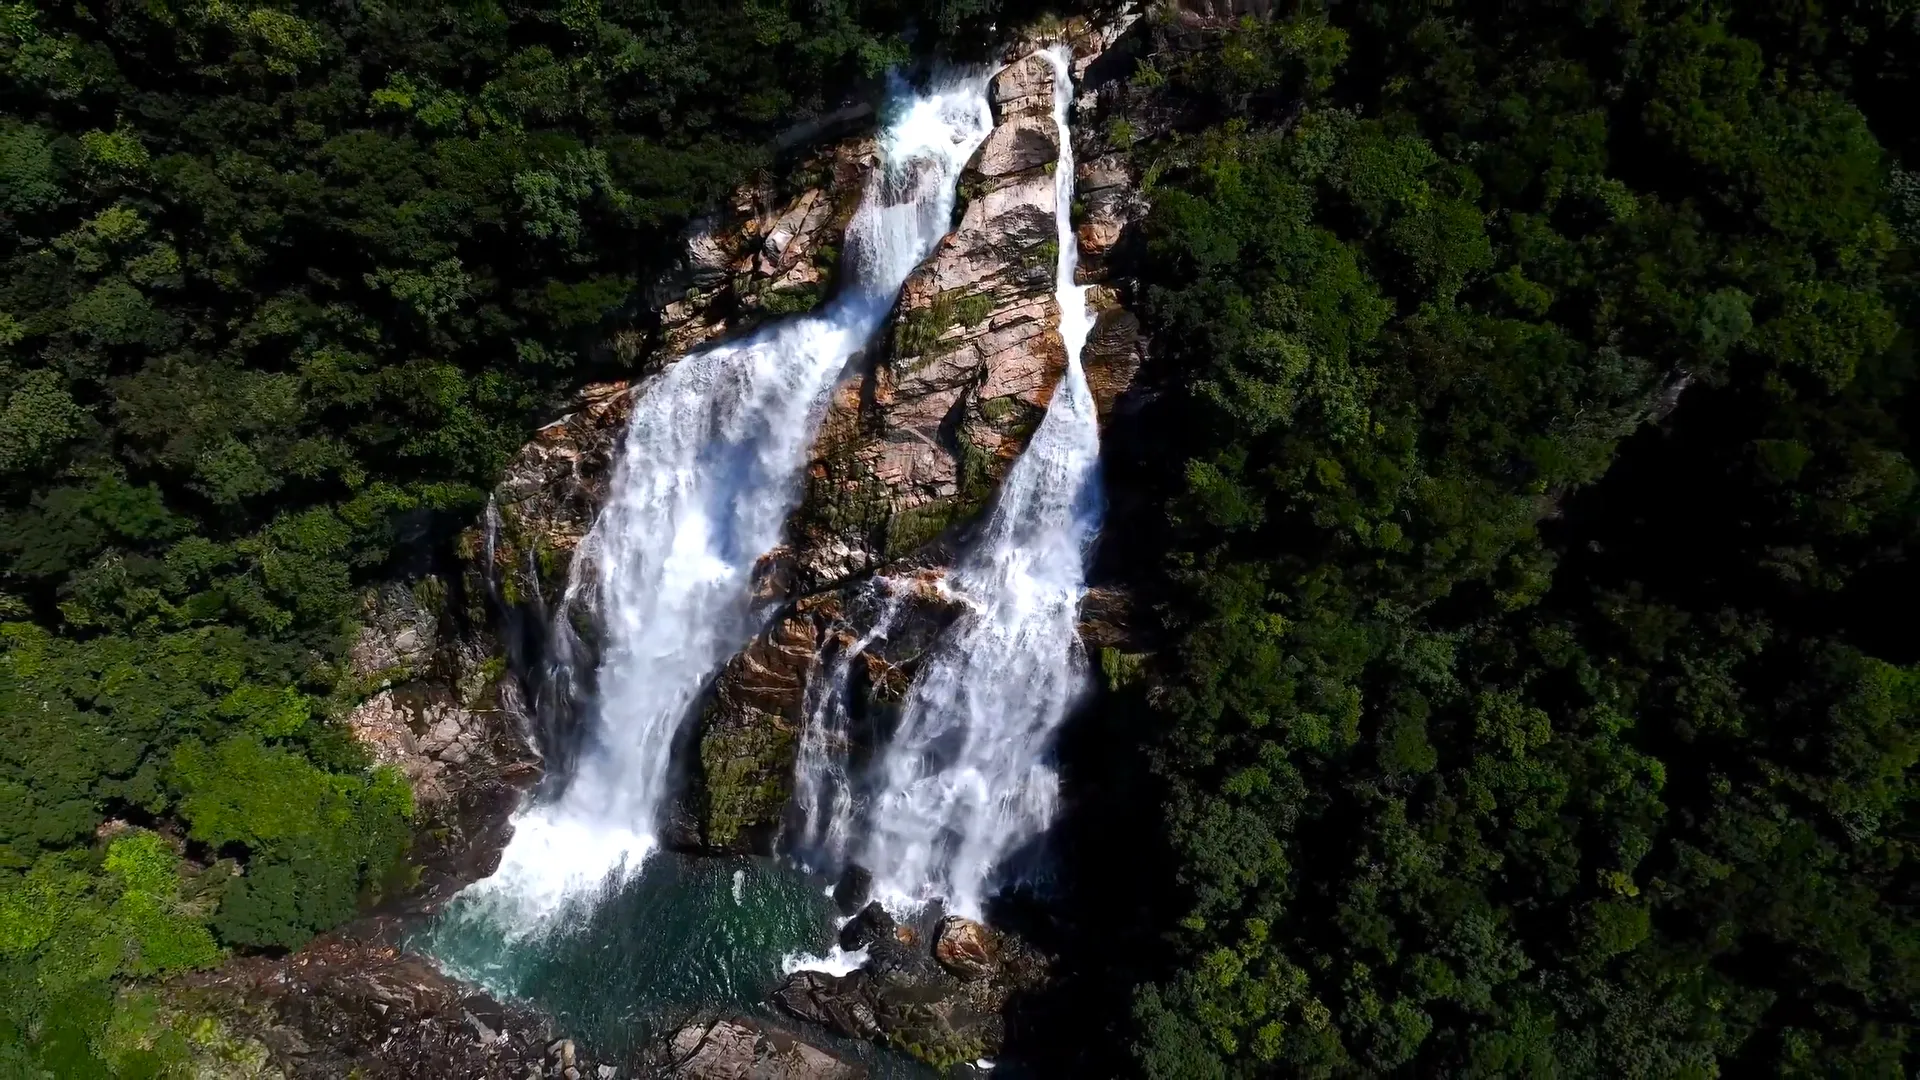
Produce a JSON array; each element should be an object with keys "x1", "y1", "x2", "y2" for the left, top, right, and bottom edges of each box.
[
  {"x1": 893, "y1": 288, "x2": 996, "y2": 360},
  {"x1": 882, "y1": 1008, "x2": 992, "y2": 1070},
  {"x1": 759, "y1": 283, "x2": 823, "y2": 316},
  {"x1": 699, "y1": 710, "x2": 799, "y2": 851},
  {"x1": 883, "y1": 496, "x2": 968, "y2": 562}
]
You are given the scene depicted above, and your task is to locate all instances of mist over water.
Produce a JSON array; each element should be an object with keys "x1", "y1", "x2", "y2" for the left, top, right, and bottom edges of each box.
[
  {"x1": 436, "y1": 73, "x2": 994, "y2": 947},
  {"x1": 855, "y1": 46, "x2": 1105, "y2": 919}
]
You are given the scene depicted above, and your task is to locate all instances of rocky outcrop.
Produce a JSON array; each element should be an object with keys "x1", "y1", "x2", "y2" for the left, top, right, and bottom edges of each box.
[
  {"x1": 663, "y1": 1018, "x2": 865, "y2": 1079},
  {"x1": 786, "y1": 52, "x2": 1073, "y2": 592},
  {"x1": 681, "y1": 572, "x2": 961, "y2": 855},
  {"x1": 342, "y1": 579, "x2": 540, "y2": 903},
  {"x1": 175, "y1": 936, "x2": 610, "y2": 1079},
  {"x1": 689, "y1": 12, "x2": 1152, "y2": 842},
  {"x1": 690, "y1": 610, "x2": 819, "y2": 852},
  {"x1": 773, "y1": 903, "x2": 1049, "y2": 1069},
  {"x1": 752, "y1": 19, "x2": 1149, "y2": 1060}
]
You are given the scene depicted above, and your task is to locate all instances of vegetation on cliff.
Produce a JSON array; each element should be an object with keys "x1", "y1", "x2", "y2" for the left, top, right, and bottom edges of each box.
[
  {"x1": 0, "y1": 0, "x2": 1041, "y2": 1073},
  {"x1": 1102, "y1": 2, "x2": 1920, "y2": 1076}
]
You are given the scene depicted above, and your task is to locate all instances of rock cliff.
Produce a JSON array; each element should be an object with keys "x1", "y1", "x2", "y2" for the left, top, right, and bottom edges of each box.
[
  {"x1": 281, "y1": 14, "x2": 1155, "y2": 1075},
  {"x1": 788, "y1": 52, "x2": 1070, "y2": 592}
]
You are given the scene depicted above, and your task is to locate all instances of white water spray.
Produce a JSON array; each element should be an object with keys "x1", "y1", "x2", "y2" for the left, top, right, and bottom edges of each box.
[
  {"x1": 857, "y1": 47, "x2": 1104, "y2": 919},
  {"x1": 792, "y1": 582, "x2": 907, "y2": 868},
  {"x1": 451, "y1": 73, "x2": 995, "y2": 933}
]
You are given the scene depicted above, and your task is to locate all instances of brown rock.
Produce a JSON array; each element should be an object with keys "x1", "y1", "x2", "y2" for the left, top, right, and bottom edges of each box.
[
  {"x1": 933, "y1": 916, "x2": 1001, "y2": 981},
  {"x1": 990, "y1": 53, "x2": 1056, "y2": 119},
  {"x1": 692, "y1": 612, "x2": 823, "y2": 853},
  {"x1": 973, "y1": 113, "x2": 1058, "y2": 178},
  {"x1": 1080, "y1": 302, "x2": 1144, "y2": 419}
]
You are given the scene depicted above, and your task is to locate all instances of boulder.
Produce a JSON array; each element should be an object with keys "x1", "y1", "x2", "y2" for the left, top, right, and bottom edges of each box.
[
  {"x1": 933, "y1": 917, "x2": 1000, "y2": 981},
  {"x1": 831, "y1": 864, "x2": 873, "y2": 916},
  {"x1": 692, "y1": 613, "x2": 822, "y2": 852},
  {"x1": 772, "y1": 971, "x2": 885, "y2": 1043},
  {"x1": 665, "y1": 1018, "x2": 866, "y2": 1079}
]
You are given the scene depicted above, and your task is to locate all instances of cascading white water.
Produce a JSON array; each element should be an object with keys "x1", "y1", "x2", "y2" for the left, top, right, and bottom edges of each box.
[
  {"x1": 453, "y1": 72, "x2": 995, "y2": 932},
  {"x1": 792, "y1": 581, "x2": 906, "y2": 869},
  {"x1": 857, "y1": 46, "x2": 1104, "y2": 919}
]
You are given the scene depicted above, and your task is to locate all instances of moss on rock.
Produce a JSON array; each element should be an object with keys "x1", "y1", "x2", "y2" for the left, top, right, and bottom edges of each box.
[{"x1": 698, "y1": 707, "x2": 799, "y2": 851}]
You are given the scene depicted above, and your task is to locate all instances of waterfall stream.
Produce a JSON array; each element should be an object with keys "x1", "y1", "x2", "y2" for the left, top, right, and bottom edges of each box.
[
  {"x1": 445, "y1": 72, "x2": 994, "y2": 940},
  {"x1": 855, "y1": 46, "x2": 1104, "y2": 919}
]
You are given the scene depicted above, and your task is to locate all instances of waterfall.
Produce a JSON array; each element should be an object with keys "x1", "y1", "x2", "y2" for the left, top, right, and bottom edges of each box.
[
  {"x1": 791, "y1": 581, "x2": 906, "y2": 869},
  {"x1": 452, "y1": 72, "x2": 995, "y2": 933},
  {"x1": 857, "y1": 46, "x2": 1104, "y2": 919}
]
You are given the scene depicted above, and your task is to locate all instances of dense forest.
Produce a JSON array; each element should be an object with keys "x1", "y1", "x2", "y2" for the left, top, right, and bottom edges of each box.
[
  {"x1": 1094, "y1": 1, "x2": 1920, "y2": 1076},
  {"x1": 5, "y1": 0, "x2": 1920, "y2": 1077}
]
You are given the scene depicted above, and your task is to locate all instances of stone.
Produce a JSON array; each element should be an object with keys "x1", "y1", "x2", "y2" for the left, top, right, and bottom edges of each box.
[
  {"x1": 464, "y1": 1009, "x2": 498, "y2": 1044},
  {"x1": 973, "y1": 113, "x2": 1058, "y2": 178},
  {"x1": 691, "y1": 613, "x2": 820, "y2": 853},
  {"x1": 180, "y1": 936, "x2": 563, "y2": 1078},
  {"x1": 990, "y1": 53, "x2": 1055, "y2": 119},
  {"x1": 933, "y1": 917, "x2": 1001, "y2": 981},
  {"x1": 837, "y1": 902, "x2": 897, "y2": 952},
  {"x1": 668, "y1": 1018, "x2": 864, "y2": 1079},
  {"x1": 773, "y1": 970, "x2": 884, "y2": 1042},
  {"x1": 831, "y1": 864, "x2": 872, "y2": 916},
  {"x1": 786, "y1": 92, "x2": 1071, "y2": 590}
]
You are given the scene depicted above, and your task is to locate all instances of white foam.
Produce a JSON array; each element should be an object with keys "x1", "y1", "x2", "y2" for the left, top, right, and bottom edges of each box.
[{"x1": 780, "y1": 945, "x2": 871, "y2": 978}]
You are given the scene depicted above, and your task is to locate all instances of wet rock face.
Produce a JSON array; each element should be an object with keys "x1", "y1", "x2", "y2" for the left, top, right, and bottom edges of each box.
[
  {"x1": 343, "y1": 580, "x2": 540, "y2": 902},
  {"x1": 787, "y1": 52, "x2": 1072, "y2": 593},
  {"x1": 682, "y1": 571, "x2": 961, "y2": 857},
  {"x1": 666, "y1": 1019, "x2": 865, "y2": 1079},
  {"x1": 774, "y1": 903, "x2": 1050, "y2": 1069},
  {"x1": 691, "y1": 611, "x2": 821, "y2": 853}
]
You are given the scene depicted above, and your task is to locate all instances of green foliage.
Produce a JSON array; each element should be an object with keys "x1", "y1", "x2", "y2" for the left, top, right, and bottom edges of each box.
[
  {"x1": 893, "y1": 288, "x2": 998, "y2": 358},
  {"x1": 0, "y1": 830, "x2": 220, "y2": 1040},
  {"x1": 213, "y1": 857, "x2": 357, "y2": 950},
  {"x1": 1114, "y1": 2, "x2": 1920, "y2": 1075}
]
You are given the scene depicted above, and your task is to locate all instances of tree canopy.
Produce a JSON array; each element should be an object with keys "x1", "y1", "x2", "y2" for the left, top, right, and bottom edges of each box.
[{"x1": 1103, "y1": 1, "x2": 1920, "y2": 1075}]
